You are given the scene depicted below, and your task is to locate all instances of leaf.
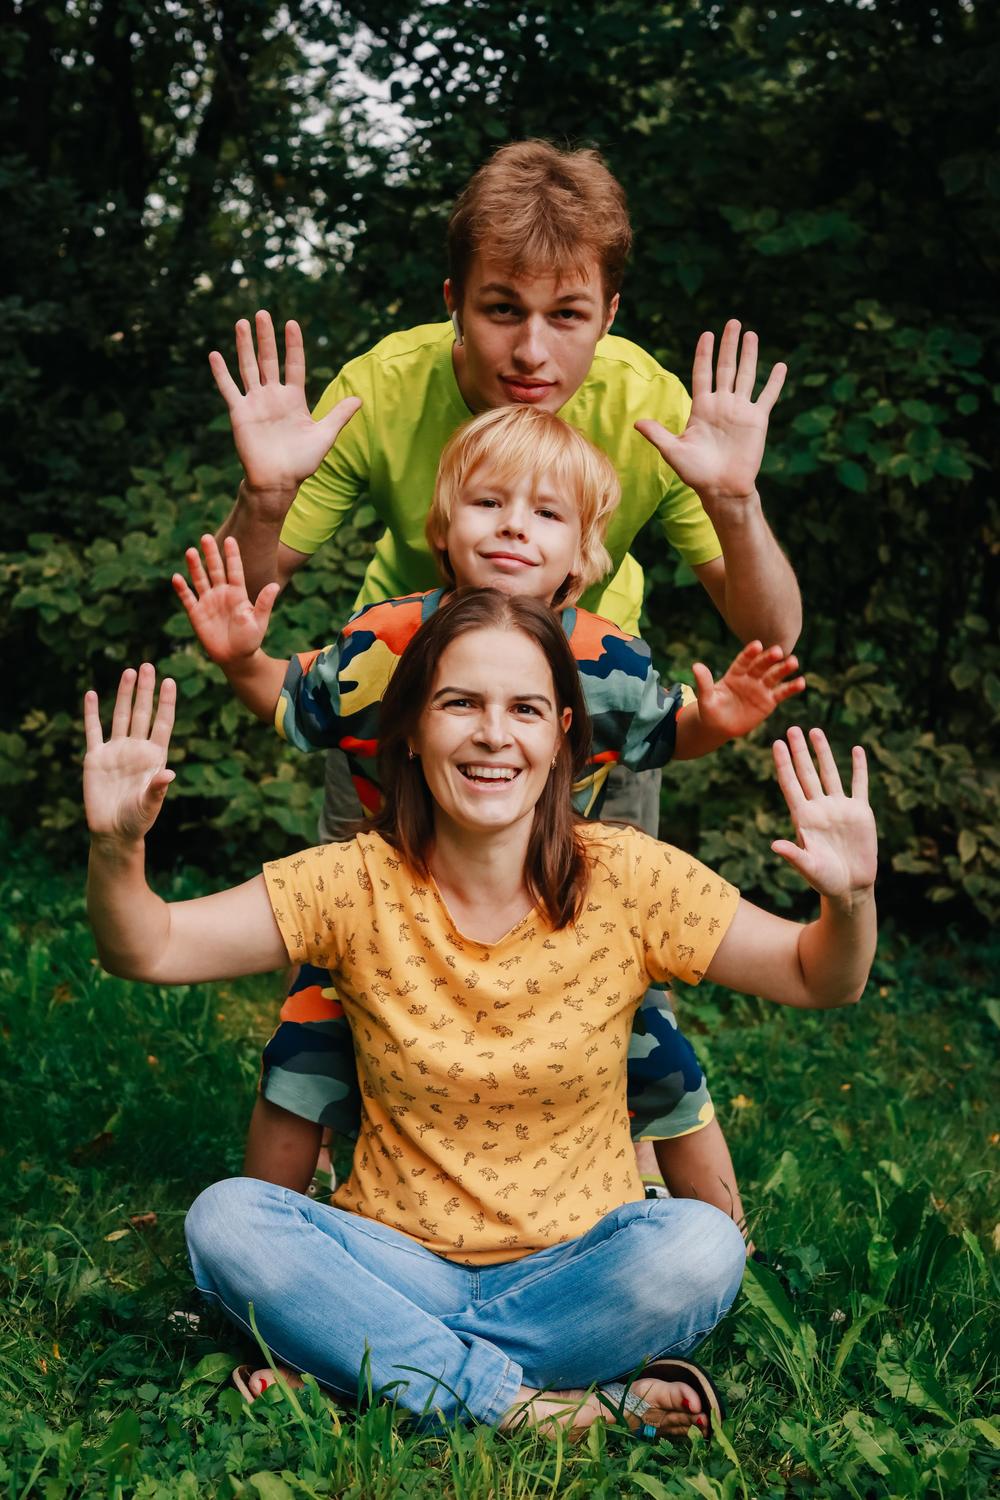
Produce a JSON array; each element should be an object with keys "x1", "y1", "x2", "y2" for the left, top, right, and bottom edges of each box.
[
  {"x1": 842, "y1": 1409, "x2": 915, "y2": 1480},
  {"x1": 631, "y1": 1475, "x2": 675, "y2": 1500},
  {"x1": 832, "y1": 1302, "x2": 886, "y2": 1381},
  {"x1": 957, "y1": 830, "x2": 978, "y2": 864},
  {"x1": 181, "y1": 1352, "x2": 239, "y2": 1388},
  {"x1": 969, "y1": 1417, "x2": 1000, "y2": 1449},
  {"x1": 104, "y1": 1229, "x2": 129, "y2": 1242},
  {"x1": 249, "y1": 1476, "x2": 296, "y2": 1500},
  {"x1": 875, "y1": 1335, "x2": 951, "y2": 1420},
  {"x1": 983, "y1": 999, "x2": 1000, "y2": 1031},
  {"x1": 836, "y1": 459, "x2": 868, "y2": 493}
]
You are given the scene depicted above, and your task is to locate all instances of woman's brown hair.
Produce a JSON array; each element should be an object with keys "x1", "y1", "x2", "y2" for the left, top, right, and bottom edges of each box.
[{"x1": 368, "y1": 589, "x2": 593, "y2": 929}]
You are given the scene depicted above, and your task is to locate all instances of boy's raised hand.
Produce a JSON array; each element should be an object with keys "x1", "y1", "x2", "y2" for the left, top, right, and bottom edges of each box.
[
  {"x1": 635, "y1": 320, "x2": 785, "y2": 503},
  {"x1": 693, "y1": 641, "x2": 805, "y2": 742},
  {"x1": 172, "y1": 535, "x2": 278, "y2": 666},
  {"x1": 771, "y1": 727, "x2": 878, "y2": 903},
  {"x1": 210, "y1": 311, "x2": 361, "y2": 510},
  {"x1": 84, "y1": 665, "x2": 176, "y2": 843}
]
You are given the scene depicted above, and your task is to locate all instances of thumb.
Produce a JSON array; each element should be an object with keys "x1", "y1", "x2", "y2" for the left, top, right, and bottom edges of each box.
[
  {"x1": 143, "y1": 768, "x2": 175, "y2": 819},
  {"x1": 634, "y1": 418, "x2": 678, "y2": 465},
  {"x1": 253, "y1": 581, "x2": 280, "y2": 634},
  {"x1": 771, "y1": 838, "x2": 812, "y2": 881},
  {"x1": 691, "y1": 662, "x2": 715, "y2": 702},
  {"x1": 317, "y1": 395, "x2": 362, "y2": 449}
]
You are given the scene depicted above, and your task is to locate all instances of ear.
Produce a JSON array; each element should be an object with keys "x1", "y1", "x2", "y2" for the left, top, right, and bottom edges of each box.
[
  {"x1": 601, "y1": 292, "x2": 620, "y2": 338},
  {"x1": 559, "y1": 706, "x2": 573, "y2": 734},
  {"x1": 443, "y1": 278, "x2": 456, "y2": 316}
]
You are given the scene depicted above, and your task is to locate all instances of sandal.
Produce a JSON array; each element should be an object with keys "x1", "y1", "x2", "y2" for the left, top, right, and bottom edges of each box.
[{"x1": 602, "y1": 1357, "x2": 725, "y2": 1440}]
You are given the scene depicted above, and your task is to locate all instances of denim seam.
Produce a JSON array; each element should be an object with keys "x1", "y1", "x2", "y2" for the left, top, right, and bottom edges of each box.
[{"x1": 288, "y1": 1191, "x2": 445, "y2": 1267}]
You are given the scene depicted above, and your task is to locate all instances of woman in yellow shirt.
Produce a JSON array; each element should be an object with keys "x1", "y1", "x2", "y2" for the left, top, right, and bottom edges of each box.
[{"x1": 83, "y1": 590, "x2": 877, "y2": 1440}]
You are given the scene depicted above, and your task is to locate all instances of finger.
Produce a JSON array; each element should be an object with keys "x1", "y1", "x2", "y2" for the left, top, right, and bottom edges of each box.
[
  {"x1": 283, "y1": 319, "x2": 305, "y2": 388},
  {"x1": 734, "y1": 328, "x2": 758, "y2": 399},
  {"x1": 234, "y1": 318, "x2": 260, "y2": 392},
  {"x1": 130, "y1": 662, "x2": 157, "y2": 740},
  {"x1": 634, "y1": 418, "x2": 676, "y2": 464},
  {"x1": 208, "y1": 350, "x2": 242, "y2": 410},
  {"x1": 316, "y1": 395, "x2": 363, "y2": 450},
  {"x1": 772, "y1": 737, "x2": 807, "y2": 816},
  {"x1": 171, "y1": 572, "x2": 199, "y2": 616},
  {"x1": 787, "y1": 724, "x2": 823, "y2": 798},
  {"x1": 223, "y1": 535, "x2": 248, "y2": 593},
  {"x1": 83, "y1": 689, "x2": 104, "y2": 753},
  {"x1": 771, "y1": 838, "x2": 812, "y2": 878},
  {"x1": 110, "y1": 668, "x2": 138, "y2": 739},
  {"x1": 772, "y1": 675, "x2": 807, "y2": 704},
  {"x1": 691, "y1": 662, "x2": 715, "y2": 701},
  {"x1": 757, "y1": 647, "x2": 796, "y2": 682},
  {"x1": 201, "y1": 533, "x2": 226, "y2": 588},
  {"x1": 184, "y1": 544, "x2": 210, "y2": 598},
  {"x1": 690, "y1": 330, "x2": 715, "y2": 401},
  {"x1": 715, "y1": 319, "x2": 741, "y2": 393},
  {"x1": 252, "y1": 581, "x2": 280, "y2": 633},
  {"x1": 150, "y1": 677, "x2": 177, "y2": 751},
  {"x1": 142, "y1": 768, "x2": 176, "y2": 819},
  {"x1": 756, "y1": 360, "x2": 787, "y2": 414},
  {"x1": 255, "y1": 309, "x2": 280, "y2": 385},
  {"x1": 850, "y1": 744, "x2": 869, "y2": 801},
  {"x1": 729, "y1": 640, "x2": 764, "y2": 675},
  {"x1": 808, "y1": 726, "x2": 845, "y2": 797}
]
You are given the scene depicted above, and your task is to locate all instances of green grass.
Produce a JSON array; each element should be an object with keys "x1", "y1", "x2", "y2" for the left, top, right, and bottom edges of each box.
[{"x1": 1, "y1": 824, "x2": 997, "y2": 1498}]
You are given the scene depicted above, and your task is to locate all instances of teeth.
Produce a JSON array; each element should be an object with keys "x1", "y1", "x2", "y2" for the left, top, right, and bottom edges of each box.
[{"x1": 461, "y1": 766, "x2": 519, "y2": 781}]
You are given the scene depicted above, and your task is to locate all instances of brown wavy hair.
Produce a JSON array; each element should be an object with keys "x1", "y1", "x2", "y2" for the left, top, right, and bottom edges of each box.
[
  {"x1": 368, "y1": 589, "x2": 593, "y2": 928},
  {"x1": 447, "y1": 139, "x2": 632, "y2": 307}
]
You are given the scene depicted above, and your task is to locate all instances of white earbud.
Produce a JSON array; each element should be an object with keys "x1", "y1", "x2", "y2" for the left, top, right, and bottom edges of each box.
[{"x1": 451, "y1": 311, "x2": 464, "y2": 347}]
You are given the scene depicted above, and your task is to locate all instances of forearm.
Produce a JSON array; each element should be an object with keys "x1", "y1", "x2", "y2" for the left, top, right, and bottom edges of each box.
[
  {"x1": 216, "y1": 480, "x2": 294, "y2": 600},
  {"x1": 223, "y1": 650, "x2": 289, "y2": 723},
  {"x1": 702, "y1": 489, "x2": 802, "y2": 652},
  {"x1": 795, "y1": 888, "x2": 877, "y2": 1008},
  {"x1": 87, "y1": 837, "x2": 172, "y2": 980}
]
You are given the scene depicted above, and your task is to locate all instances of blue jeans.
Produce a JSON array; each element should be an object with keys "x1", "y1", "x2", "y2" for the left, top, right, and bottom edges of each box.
[{"x1": 185, "y1": 1178, "x2": 746, "y2": 1427}]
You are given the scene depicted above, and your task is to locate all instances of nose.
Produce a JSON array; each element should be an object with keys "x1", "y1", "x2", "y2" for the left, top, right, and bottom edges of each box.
[
  {"x1": 473, "y1": 704, "x2": 512, "y2": 750},
  {"x1": 498, "y1": 499, "x2": 531, "y2": 540},
  {"x1": 511, "y1": 314, "x2": 547, "y2": 371}
]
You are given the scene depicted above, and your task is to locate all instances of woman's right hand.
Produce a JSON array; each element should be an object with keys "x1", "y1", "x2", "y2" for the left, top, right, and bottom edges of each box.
[
  {"x1": 172, "y1": 535, "x2": 278, "y2": 667},
  {"x1": 210, "y1": 310, "x2": 361, "y2": 514},
  {"x1": 83, "y1": 665, "x2": 176, "y2": 844}
]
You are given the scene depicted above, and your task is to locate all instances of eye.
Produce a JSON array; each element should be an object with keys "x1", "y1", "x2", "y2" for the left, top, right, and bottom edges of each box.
[
  {"x1": 488, "y1": 302, "x2": 520, "y2": 319},
  {"x1": 512, "y1": 703, "x2": 543, "y2": 717},
  {"x1": 441, "y1": 696, "x2": 474, "y2": 710},
  {"x1": 472, "y1": 497, "x2": 501, "y2": 508},
  {"x1": 553, "y1": 309, "x2": 585, "y2": 322},
  {"x1": 537, "y1": 506, "x2": 563, "y2": 521}
]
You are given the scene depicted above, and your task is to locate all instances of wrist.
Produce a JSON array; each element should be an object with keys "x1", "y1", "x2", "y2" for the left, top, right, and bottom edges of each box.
[
  {"x1": 89, "y1": 831, "x2": 145, "y2": 862},
  {"x1": 238, "y1": 476, "x2": 297, "y2": 522},
  {"x1": 824, "y1": 884, "x2": 876, "y2": 919},
  {"x1": 696, "y1": 485, "x2": 762, "y2": 520},
  {"x1": 222, "y1": 647, "x2": 269, "y2": 682}
]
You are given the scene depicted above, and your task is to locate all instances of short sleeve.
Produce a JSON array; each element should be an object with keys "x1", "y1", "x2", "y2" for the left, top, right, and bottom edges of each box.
[
  {"x1": 279, "y1": 364, "x2": 373, "y2": 556},
  {"x1": 631, "y1": 833, "x2": 740, "y2": 985},
  {"x1": 275, "y1": 645, "x2": 344, "y2": 752},
  {"x1": 262, "y1": 842, "x2": 366, "y2": 970},
  {"x1": 618, "y1": 641, "x2": 694, "y2": 772}
]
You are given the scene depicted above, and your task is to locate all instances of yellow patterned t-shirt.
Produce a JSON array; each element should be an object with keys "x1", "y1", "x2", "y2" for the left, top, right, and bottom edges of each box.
[{"x1": 262, "y1": 824, "x2": 739, "y2": 1265}]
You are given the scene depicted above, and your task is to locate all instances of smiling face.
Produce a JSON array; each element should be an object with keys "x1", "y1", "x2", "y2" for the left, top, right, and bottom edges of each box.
[
  {"x1": 411, "y1": 627, "x2": 572, "y2": 839},
  {"x1": 446, "y1": 252, "x2": 618, "y2": 415},
  {"x1": 441, "y1": 461, "x2": 583, "y2": 603}
]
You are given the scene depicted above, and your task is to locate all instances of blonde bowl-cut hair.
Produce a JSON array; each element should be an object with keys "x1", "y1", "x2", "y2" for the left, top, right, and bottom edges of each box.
[
  {"x1": 448, "y1": 139, "x2": 632, "y2": 307},
  {"x1": 426, "y1": 404, "x2": 619, "y2": 608}
]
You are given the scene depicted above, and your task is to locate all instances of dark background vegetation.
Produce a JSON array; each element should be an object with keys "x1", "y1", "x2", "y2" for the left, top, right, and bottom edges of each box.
[{"x1": 2, "y1": 0, "x2": 998, "y2": 925}]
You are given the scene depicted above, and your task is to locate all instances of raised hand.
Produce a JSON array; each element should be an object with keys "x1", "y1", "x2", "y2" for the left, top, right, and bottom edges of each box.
[
  {"x1": 172, "y1": 535, "x2": 277, "y2": 666},
  {"x1": 210, "y1": 311, "x2": 361, "y2": 508},
  {"x1": 83, "y1": 665, "x2": 176, "y2": 843},
  {"x1": 771, "y1": 728, "x2": 877, "y2": 903},
  {"x1": 693, "y1": 641, "x2": 805, "y2": 742},
  {"x1": 635, "y1": 320, "x2": 785, "y2": 503}
]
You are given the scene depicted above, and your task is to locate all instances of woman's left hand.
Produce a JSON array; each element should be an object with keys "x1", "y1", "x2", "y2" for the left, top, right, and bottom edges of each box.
[
  {"x1": 771, "y1": 727, "x2": 877, "y2": 904},
  {"x1": 83, "y1": 664, "x2": 176, "y2": 844}
]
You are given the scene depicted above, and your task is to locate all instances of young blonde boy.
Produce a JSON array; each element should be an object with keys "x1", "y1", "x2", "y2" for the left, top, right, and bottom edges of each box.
[{"x1": 176, "y1": 389, "x2": 803, "y2": 1224}]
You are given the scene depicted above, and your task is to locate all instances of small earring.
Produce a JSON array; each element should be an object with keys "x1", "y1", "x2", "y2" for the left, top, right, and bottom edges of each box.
[
  {"x1": 451, "y1": 310, "x2": 463, "y2": 347},
  {"x1": 550, "y1": 755, "x2": 558, "y2": 769},
  {"x1": 407, "y1": 747, "x2": 416, "y2": 761}
]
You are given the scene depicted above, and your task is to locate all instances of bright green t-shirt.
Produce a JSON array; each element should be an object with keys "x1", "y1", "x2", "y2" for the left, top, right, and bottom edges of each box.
[{"x1": 281, "y1": 321, "x2": 721, "y2": 634}]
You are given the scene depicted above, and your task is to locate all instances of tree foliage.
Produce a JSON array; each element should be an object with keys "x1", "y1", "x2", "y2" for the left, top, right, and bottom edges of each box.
[{"x1": 2, "y1": 0, "x2": 998, "y2": 921}]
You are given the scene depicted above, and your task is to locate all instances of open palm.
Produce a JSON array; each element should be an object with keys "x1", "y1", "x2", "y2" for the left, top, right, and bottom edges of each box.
[
  {"x1": 172, "y1": 535, "x2": 277, "y2": 666},
  {"x1": 210, "y1": 311, "x2": 361, "y2": 508},
  {"x1": 636, "y1": 321, "x2": 786, "y2": 501},
  {"x1": 772, "y1": 727, "x2": 877, "y2": 901},
  {"x1": 83, "y1": 665, "x2": 176, "y2": 843},
  {"x1": 694, "y1": 641, "x2": 805, "y2": 741}
]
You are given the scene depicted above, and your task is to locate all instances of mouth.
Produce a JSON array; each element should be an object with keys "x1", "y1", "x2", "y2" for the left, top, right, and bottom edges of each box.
[
  {"x1": 458, "y1": 764, "x2": 523, "y2": 786},
  {"x1": 501, "y1": 377, "x2": 556, "y2": 404},
  {"x1": 482, "y1": 552, "x2": 537, "y2": 569}
]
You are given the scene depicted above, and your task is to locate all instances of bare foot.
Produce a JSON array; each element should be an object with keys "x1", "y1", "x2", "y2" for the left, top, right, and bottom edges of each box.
[
  {"x1": 242, "y1": 1363, "x2": 304, "y2": 1399},
  {"x1": 500, "y1": 1375, "x2": 708, "y2": 1440}
]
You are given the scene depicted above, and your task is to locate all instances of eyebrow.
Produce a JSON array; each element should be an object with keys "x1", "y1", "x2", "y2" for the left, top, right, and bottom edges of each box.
[
  {"x1": 431, "y1": 685, "x2": 554, "y2": 709},
  {"x1": 476, "y1": 282, "x2": 596, "y2": 306}
]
